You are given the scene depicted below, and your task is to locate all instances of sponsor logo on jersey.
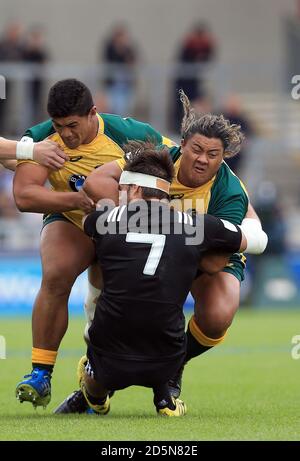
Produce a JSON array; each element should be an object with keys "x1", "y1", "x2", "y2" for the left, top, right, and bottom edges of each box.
[
  {"x1": 68, "y1": 174, "x2": 86, "y2": 191},
  {"x1": 170, "y1": 193, "x2": 184, "y2": 200},
  {"x1": 69, "y1": 156, "x2": 83, "y2": 162}
]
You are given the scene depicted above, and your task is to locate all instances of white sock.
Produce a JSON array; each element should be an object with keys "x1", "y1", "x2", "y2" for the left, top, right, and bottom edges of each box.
[{"x1": 84, "y1": 282, "x2": 101, "y2": 342}]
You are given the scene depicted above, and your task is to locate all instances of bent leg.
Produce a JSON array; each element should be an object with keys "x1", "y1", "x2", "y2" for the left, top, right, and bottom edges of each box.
[
  {"x1": 192, "y1": 271, "x2": 240, "y2": 338},
  {"x1": 32, "y1": 221, "x2": 96, "y2": 352},
  {"x1": 186, "y1": 272, "x2": 240, "y2": 362},
  {"x1": 84, "y1": 372, "x2": 108, "y2": 400},
  {"x1": 81, "y1": 368, "x2": 110, "y2": 415}
]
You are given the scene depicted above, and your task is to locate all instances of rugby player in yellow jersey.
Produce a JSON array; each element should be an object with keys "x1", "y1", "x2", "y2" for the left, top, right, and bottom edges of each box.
[
  {"x1": 13, "y1": 78, "x2": 176, "y2": 408},
  {"x1": 53, "y1": 90, "x2": 267, "y2": 413}
]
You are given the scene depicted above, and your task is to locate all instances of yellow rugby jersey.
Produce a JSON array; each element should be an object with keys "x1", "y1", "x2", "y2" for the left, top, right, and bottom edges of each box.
[
  {"x1": 116, "y1": 154, "x2": 248, "y2": 224},
  {"x1": 168, "y1": 158, "x2": 215, "y2": 214},
  {"x1": 17, "y1": 113, "x2": 173, "y2": 228}
]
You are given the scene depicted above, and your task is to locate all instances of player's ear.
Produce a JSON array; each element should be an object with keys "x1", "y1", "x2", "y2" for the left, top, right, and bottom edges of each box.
[
  {"x1": 133, "y1": 185, "x2": 141, "y2": 195},
  {"x1": 129, "y1": 185, "x2": 142, "y2": 199},
  {"x1": 89, "y1": 105, "x2": 97, "y2": 117}
]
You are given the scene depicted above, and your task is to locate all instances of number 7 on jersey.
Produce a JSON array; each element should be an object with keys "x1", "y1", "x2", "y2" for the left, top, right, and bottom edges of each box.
[{"x1": 126, "y1": 232, "x2": 166, "y2": 276}]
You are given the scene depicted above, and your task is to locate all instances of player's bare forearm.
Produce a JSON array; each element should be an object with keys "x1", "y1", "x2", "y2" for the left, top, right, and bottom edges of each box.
[
  {"x1": 84, "y1": 176, "x2": 119, "y2": 205},
  {"x1": 14, "y1": 185, "x2": 80, "y2": 213},
  {"x1": 0, "y1": 159, "x2": 16, "y2": 171},
  {"x1": 246, "y1": 202, "x2": 260, "y2": 221},
  {"x1": 0, "y1": 137, "x2": 18, "y2": 159},
  {"x1": 200, "y1": 230, "x2": 247, "y2": 274},
  {"x1": 84, "y1": 161, "x2": 121, "y2": 205},
  {"x1": 199, "y1": 252, "x2": 230, "y2": 275},
  {"x1": 13, "y1": 162, "x2": 82, "y2": 213},
  {"x1": 0, "y1": 136, "x2": 67, "y2": 170}
]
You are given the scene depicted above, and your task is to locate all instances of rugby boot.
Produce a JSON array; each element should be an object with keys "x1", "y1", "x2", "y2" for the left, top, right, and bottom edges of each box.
[
  {"x1": 77, "y1": 355, "x2": 88, "y2": 386},
  {"x1": 80, "y1": 379, "x2": 110, "y2": 415},
  {"x1": 53, "y1": 389, "x2": 88, "y2": 414},
  {"x1": 78, "y1": 355, "x2": 110, "y2": 415},
  {"x1": 156, "y1": 396, "x2": 187, "y2": 417},
  {"x1": 54, "y1": 354, "x2": 114, "y2": 414},
  {"x1": 16, "y1": 368, "x2": 51, "y2": 408}
]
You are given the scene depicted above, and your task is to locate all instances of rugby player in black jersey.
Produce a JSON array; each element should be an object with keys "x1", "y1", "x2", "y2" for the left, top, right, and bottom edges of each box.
[{"x1": 74, "y1": 141, "x2": 249, "y2": 416}]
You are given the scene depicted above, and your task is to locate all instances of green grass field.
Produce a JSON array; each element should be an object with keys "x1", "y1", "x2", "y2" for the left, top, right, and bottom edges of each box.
[{"x1": 0, "y1": 309, "x2": 299, "y2": 441}]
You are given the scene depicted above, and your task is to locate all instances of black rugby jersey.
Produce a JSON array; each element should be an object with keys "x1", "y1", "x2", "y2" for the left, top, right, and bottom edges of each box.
[{"x1": 84, "y1": 200, "x2": 242, "y2": 362}]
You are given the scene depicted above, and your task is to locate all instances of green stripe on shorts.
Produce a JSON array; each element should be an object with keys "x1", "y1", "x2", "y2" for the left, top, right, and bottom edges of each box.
[
  {"x1": 42, "y1": 213, "x2": 73, "y2": 229},
  {"x1": 222, "y1": 253, "x2": 246, "y2": 282}
]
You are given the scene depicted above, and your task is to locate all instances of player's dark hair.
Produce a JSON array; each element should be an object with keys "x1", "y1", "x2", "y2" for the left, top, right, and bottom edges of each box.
[
  {"x1": 123, "y1": 141, "x2": 175, "y2": 200},
  {"x1": 47, "y1": 79, "x2": 94, "y2": 118},
  {"x1": 179, "y1": 89, "x2": 245, "y2": 158}
]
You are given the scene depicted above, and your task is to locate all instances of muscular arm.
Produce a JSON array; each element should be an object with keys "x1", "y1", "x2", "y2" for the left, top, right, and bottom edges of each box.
[
  {"x1": 13, "y1": 163, "x2": 88, "y2": 213},
  {"x1": 200, "y1": 234, "x2": 247, "y2": 275},
  {"x1": 0, "y1": 137, "x2": 18, "y2": 171},
  {"x1": 83, "y1": 160, "x2": 121, "y2": 205},
  {"x1": 0, "y1": 137, "x2": 19, "y2": 159},
  {"x1": 199, "y1": 216, "x2": 247, "y2": 274},
  {"x1": 0, "y1": 159, "x2": 16, "y2": 171},
  {"x1": 245, "y1": 201, "x2": 260, "y2": 220},
  {"x1": 0, "y1": 136, "x2": 68, "y2": 170}
]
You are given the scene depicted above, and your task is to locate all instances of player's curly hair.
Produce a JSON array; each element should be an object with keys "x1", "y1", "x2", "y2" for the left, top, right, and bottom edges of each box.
[
  {"x1": 179, "y1": 89, "x2": 245, "y2": 158},
  {"x1": 123, "y1": 141, "x2": 175, "y2": 200},
  {"x1": 47, "y1": 79, "x2": 94, "y2": 118}
]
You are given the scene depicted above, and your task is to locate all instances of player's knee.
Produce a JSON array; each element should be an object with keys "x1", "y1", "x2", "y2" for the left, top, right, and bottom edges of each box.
[
  {"x1": 41, "y1": 268, "x2": 75, "y2": 297},
  {"x1": 196, "y1": 309, "x2": 235, "y2": 338}
]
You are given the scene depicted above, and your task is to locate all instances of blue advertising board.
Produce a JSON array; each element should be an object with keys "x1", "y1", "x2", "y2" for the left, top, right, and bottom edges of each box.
[{"x1": 0, "y1": 255, "x2": 194, "y2": 315}]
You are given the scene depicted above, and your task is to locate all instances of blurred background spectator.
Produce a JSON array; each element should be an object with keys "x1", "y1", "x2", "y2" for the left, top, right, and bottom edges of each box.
[
  {"x1": 101, "y1": 24, "x2": 138, "y2": 116},
  {"x1": 219, "y1": 94, "x2": 255, "y2": 176},
  {"x1": 0, "y1": 167, "x2": 17, "y2": 220},
  {"x1": 0, "y1": 21, "x2": 24, "y2": 134},
  {"x1": 23, "y1": 26, "x2": 48, "y2": 125},
  {"x1": 170, "y1": 22, "x2": 217, "y2": 131},
  {"x1": 254, "y1": 182, "x2": 287, "y2": 255}
]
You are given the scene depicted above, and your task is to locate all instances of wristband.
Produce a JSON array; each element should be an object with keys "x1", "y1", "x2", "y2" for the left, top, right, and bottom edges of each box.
[{"x1": 16, "y1": 136, "x2": 34, "y2": 160}]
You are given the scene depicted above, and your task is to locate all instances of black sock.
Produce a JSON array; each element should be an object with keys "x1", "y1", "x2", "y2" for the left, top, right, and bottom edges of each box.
[
  {"x1": 185, "y1": 324, "x2": 212, "y2": 363},
  {"x1": 32, "y1": 363, "x2": 53, "y2": 374},
  {"x1": 153, "y1": 384, "x2": 175, "y2": 410},
  {"x1": 86, "y1": 390, "x2": 107, "y2": 405}
]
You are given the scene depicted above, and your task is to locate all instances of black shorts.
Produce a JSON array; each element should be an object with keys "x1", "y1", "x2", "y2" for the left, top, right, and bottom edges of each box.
[{"x1": 87, "y1": 346, "x2": 185, "y2": 391}]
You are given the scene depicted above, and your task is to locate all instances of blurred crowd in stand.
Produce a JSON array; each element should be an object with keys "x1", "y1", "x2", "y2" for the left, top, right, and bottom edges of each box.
[
  {"x1": 0, "y1": 18, "x2": 290, "y2": 274},
  {"x1": 0, "y1": 21, "x2": 48, "y2": 132}
]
